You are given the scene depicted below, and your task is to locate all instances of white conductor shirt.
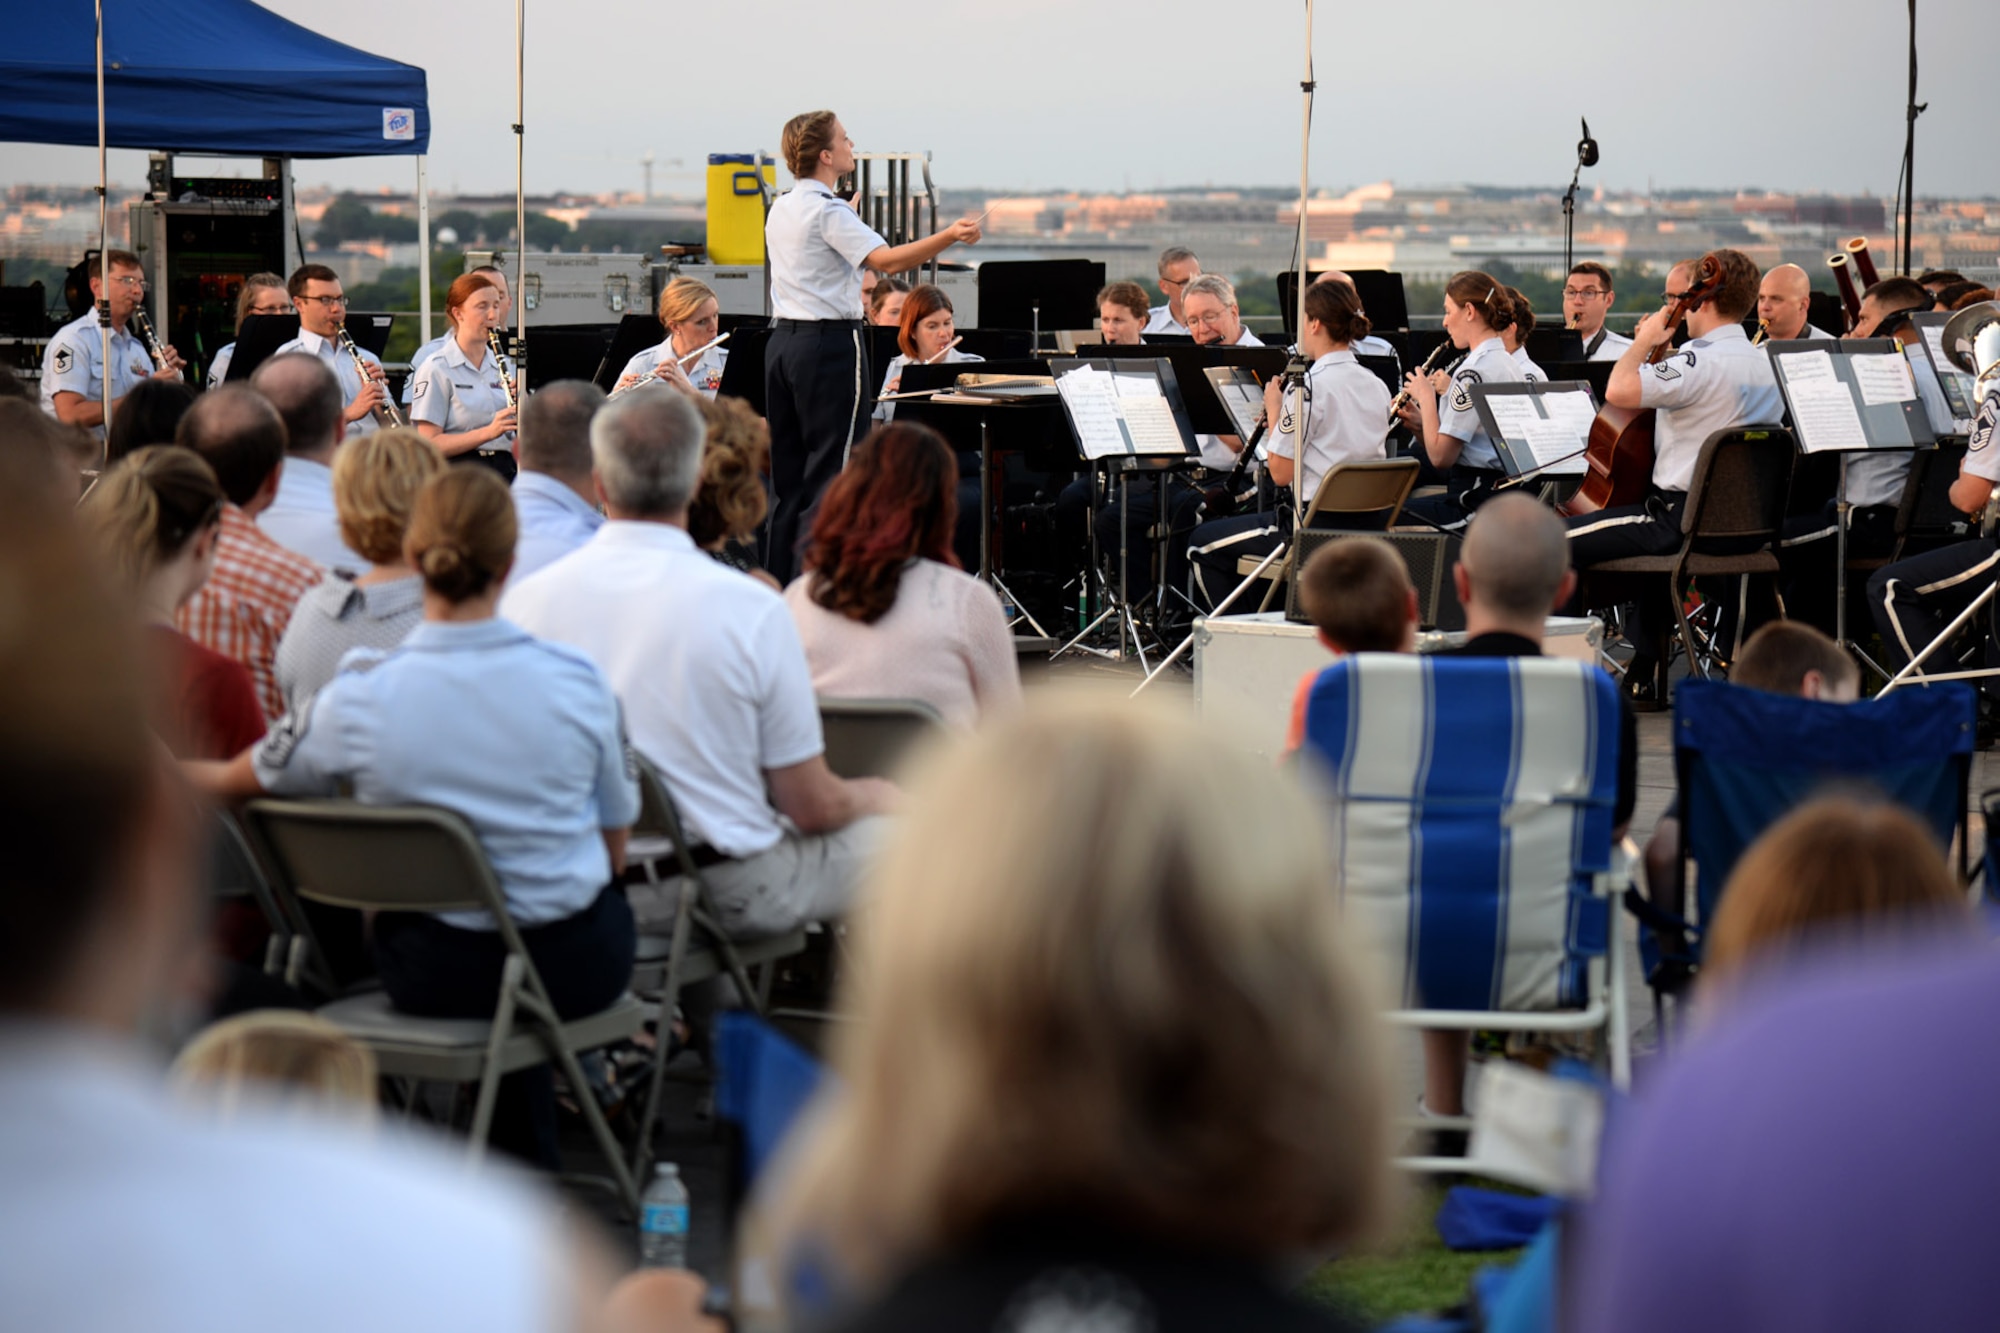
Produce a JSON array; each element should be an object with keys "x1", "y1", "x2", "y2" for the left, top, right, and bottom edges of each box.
[{"x1": 766, "y1": 179, "x2": 888, "y2": 322}]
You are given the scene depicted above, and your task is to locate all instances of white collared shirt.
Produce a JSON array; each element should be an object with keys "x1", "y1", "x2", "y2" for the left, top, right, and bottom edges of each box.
[
  {"x1": 1194, "y1": 327, "x2": 1266, "y2": 469},
  {"x1": 1512, "y1": 345, "x2": 1550, "y2": 382},
  {"x1": 258, "y1": 455, "x2": 370, "y2": 574},
  {"x1": 40, "y1": 311, "x2": 154, "y2": 442},
  {"x1": 510, "y1": 471, "x2": 605, "y2": 583},
  {"x1": 271, "y1": 328, "x2": 381, "y2": 437},
  {"x1": 1584, "y1": 327, "x2": 1634, "y2": 362},
  {"x1": 408, "y1": 335, "x2": 516, "y2": 451},
  {"x1": 500, "y1": 522, "x2": 824, "y2": 858},
  {"x1": 1270, "y1": 349, "x2": 1394, "y2": 499},
  {"x1": 765, "y1": 179, "x2": 888, "y2": 321},
  {"x1": 0, "y1": 1024, "x2": 561, "y2": 1333},
  {"x1": 1437, "y1": 336, "x2": 1523, "y2": 473},
  {"x1": 1144, "y1": 304, "x2": 1189, "y2": 337},
  {"x1": 873, "y1": 346, "x2": 983, "y2": 421},
  {"x1": 205, "y1": 341, "x2": 236, "y2": 390},
  {"x1": 1637, "y1": 322, "x2": 1784, "y2": 492},
  {"x1": 1351, "y1": 333, "x2": 1402, "y2": 379},
  {"x1": 616, "y1": 337, "x2": 729, "y2": 398}
]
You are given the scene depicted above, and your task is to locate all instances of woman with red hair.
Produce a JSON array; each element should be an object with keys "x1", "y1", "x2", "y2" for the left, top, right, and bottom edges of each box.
[
  {"x1": 785, "y1": 422, "x2": 1020, "y2": 729},
  {"x1": 408, "y1": 272, "x2": 518, "y2": 481}
]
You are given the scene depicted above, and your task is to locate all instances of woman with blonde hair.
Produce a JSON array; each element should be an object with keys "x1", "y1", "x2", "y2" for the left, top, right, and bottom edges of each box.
[
  {"x1": 191, "y1": 468, "x2": 639, "y2": 1170},
  {"x1": 81, "y1": 446, "x2": 261, "y2": 759},
  {"x1": 689, "y1": 395, "x2": 776, "y2": 585},
  {"x1": 273, "y1": 427, "x2": 446, "y2": 711},
  {"x1": 616, "y1": 276, "x2": 729, "y2": 399},
  {"x1": 1702, "y1": 794, "x2": 1972, "y2": 998},
  {"x1": 766, "y1": 696, "x2": 1389, "y2": 1330},
  {"x1": 172, "y1": 1010, "x2": 378, "y2": 1120}
]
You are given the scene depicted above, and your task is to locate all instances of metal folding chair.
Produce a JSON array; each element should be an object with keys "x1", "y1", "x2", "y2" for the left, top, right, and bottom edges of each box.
[{"x1": 816, "y1": 696, "x2": 948, "y2": 779}]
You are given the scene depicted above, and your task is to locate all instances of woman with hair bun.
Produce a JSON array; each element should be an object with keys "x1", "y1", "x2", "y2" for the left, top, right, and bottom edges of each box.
[
  {"x1": 1395, "y1": 269, "x2": 1523, "y2": 529},
  {"x1": 408, "y1": 272, "x2": 519, "y2": 480},
  {"x1": 190, "y1": 467, "x2": 640, "y2": 1170}
]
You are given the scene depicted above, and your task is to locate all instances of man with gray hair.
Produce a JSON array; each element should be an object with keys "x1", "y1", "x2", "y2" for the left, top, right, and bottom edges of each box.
[
  {"x1": 509, "y1": 379, "x2": 606, "y2": 583},
  {"x1": 250, "y1": 353, "x2": 368, "y2": 572},
  {"x1": 1145, "y1": 246, "x2": 1201, "y2": 336},
  {"x1": 500, "y1": 385, "x2": 896, "y2": 941}
]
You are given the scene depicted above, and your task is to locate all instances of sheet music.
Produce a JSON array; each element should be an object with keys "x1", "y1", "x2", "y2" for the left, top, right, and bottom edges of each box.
[
  {"x1": 1906, "y1": 345, "x2": 1966, "y2": 435},
  {"x1": 1118, "y1": 393, "x2": 1186, "y2": 453},
  {"x1": 1918, "y1": 320, "x2": 1980, "y2": 423},
  {"x1": 1787, "y1": 379, "x2": 1870, "y2": 454},
  {"x1": 1055, "y1": 366, "x2": 1133, "y2": 458},
  {"x1": 1485, "y1": 391, "x2": 1592, "y2": 476},
  {"x1": 1219, "y1": 383, "x2": 1265, "y2": 438},
  {"x1": 1776, "y1": 349, "x2": 1839, "y2": 385},
  {"x1": 1113, "y1": 373, "x2": 1159, "y2": 401},
  {"x1": 1852, "y1": 353, "x2": 1917, "y2": 406},
  {"x1": 1482, "y1": 395, "x2": 1544, "y2": 445}
]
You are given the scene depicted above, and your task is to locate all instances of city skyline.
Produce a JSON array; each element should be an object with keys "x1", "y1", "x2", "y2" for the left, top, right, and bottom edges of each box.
[{"x1": 1, "y1": 0, "x2": 1993, "y2": 200}]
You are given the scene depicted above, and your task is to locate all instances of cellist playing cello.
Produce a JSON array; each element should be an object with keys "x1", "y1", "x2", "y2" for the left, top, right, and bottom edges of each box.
[{"x1": 1565, "y1": 248, "x2": 1782, "y2": 711}]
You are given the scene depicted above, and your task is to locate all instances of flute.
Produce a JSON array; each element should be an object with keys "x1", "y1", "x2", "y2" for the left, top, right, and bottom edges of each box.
[
  {"x1": 922, "y1": 335, "x2": 964, "y2": 365},
  {"x1": 610, "y1": 331, "x2": 731, "y2": 399},
  {"x1": 336, "y1": 325, "x2": 404, "y2": 427}
]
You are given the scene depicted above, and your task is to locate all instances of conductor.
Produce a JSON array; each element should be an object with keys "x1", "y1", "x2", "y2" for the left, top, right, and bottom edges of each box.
[{"x1": 763, "y1": 110, "x2": 982, "y2": 584}]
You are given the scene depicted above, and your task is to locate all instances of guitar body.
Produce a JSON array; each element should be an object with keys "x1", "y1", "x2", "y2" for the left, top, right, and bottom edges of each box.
[{"x1": 1557, "y1": 405, "x2": 1657, "y2": 518}]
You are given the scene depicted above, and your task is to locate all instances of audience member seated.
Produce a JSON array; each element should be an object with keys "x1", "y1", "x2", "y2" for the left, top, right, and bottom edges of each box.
[
  {"x1": 0, "y1": 398, "x2": 93, "y2": 497},
  {"x1": 765, "y1": 696, "x2": 1386, "y2": 1333},
  {"x1": 1096, "y1": 280, "x2": 1150, "y2": 345},
  {"x1": 500, "y1": 387, "x2": 898, "y2": 940},
  {"x1": 867, "y1": 275, "x2": 909, "y2": 328},
  {"x1": 273, "y1": 428, "x2": 443, "y2": 712},
  {"x1": 170, "y1": 1009, "x2": 378, "y2": 1123},
  {"x1": 193, "y1": 468, "x2": 639, "y2": 1171},
  {"x1": 1699, "y1": 795, "x2": 1971, "y2": 1010},
  {"x1": 785, "y1": 422, "x2": 1021, "y2": 730},
  {"x1": 510, "y1": 379, "x2": 606, "y2": 583},
  {"x1": 104, "y1": 377, "x2": 196, "y2": 466},
  {"x1": 173, "y1": 385, "x2": 324, "y2": 723},
  {"x1": 251, "y1": 352, "x2": 370, "y2": 572},
  {"x1": 1283, "y1": 536, "x2": 1418, "y2": 753},
  {"x1": 1187, "y1": 278, "x2": 1393, "y2": 610},
  {"x1": 691, "y1": 395, "x2": 778, "y2": 586},
  {"x1": 0, "y1": 434, "x2": 594, "y2": 1333},
  {"x1": 873, "y1": 283, "x2": 981, "y2": 423},
  {"x1": 81, "y1": 447, "x2": 263, "y2": 759}
]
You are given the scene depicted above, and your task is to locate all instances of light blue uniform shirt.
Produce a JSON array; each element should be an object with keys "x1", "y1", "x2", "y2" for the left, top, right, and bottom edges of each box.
[
  {"x1": 400, "y1": 333, "x2": 452, "y2": 405},
  {"x1": 616, "y1": 338, "x2": 729, "y2": 398},
  {"x1": 1144, "y1": 304, "x2": 1189, "y2": 337},
  {"x1": 271, "y1": 328, "x2": 382, "y2": 438},
  {"x1": 510, "y1": 471, "x2": 605, "y2": 584},
  {"x1": 765, "y1": 178, "x2": 888, "y2": 321},
  {"x1": 258, "y1": 456, "x2": 370, "y2": 574},
  {"x1": 206, "y1": 341, "x2": 237, "y2": 390},
  {"x1": 40, "y1": 311, "x2": 154, "y2": 443},
  {"x1": 1439, "y1": 336, "x2": 1523, "y2": 472},
  {"x1": 1512, "y1": 345, "x2": 1550, "y2": 382},
  {"x1": 252, "y1": 618, "x2": 639, "y2": 929},
  {"x1": 874, "y1": 346, "x2": 983, "y2": 421},
  {"x1": 409, "y1": 336, "x2": 517, "y2": 453}
]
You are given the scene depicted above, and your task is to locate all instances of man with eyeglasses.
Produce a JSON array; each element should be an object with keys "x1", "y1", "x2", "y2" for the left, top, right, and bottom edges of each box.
[
  {"x1": 41, "y1": 249, "x2": 186, "y2": 442},
  {"x1": 272, "y1": 264, "x2": 387, "y2": 436},
  {"x1": 1561, "y1": 262, "x2": 1631, "y2": 362},
  {"x1": 1145, "y1": 247, "x2": 1201, "y2": 337}
]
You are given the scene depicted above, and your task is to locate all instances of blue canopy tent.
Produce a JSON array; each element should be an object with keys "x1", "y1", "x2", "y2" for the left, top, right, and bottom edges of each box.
[{"x1": 0, "y1": 0, "x2": 438, "y2": 380}]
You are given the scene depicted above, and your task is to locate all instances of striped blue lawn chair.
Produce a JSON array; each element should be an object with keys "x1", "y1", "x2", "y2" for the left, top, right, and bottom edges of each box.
[{"x1": 1297, "y1": 654, "x2": 1632, "y2": 1125}]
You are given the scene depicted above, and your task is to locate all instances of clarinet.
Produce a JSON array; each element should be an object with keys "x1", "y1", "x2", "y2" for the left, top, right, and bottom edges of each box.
[
  {"x1": 128, "y1": 308, "x2": 178, "y2": 379},
  {"x1": 1388, "y1": 342, "x2": 1466, "y2": 420},
  {"x1": 336, "y1": 326, "x2": 404, "y2": 427},
  {"x1": 487, "y1": 330, "x2": 519, "y2": 411}
]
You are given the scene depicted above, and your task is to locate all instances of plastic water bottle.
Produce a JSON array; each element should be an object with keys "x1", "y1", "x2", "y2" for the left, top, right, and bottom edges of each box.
[{"x1": 638, "y1": 1162, "x2": 690, "y2": 1268}]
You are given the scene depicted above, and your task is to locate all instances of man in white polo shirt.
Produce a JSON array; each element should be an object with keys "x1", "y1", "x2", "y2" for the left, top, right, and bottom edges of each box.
[{"x1": 501, "y1": 385, "x2": 897, "y2": 938}]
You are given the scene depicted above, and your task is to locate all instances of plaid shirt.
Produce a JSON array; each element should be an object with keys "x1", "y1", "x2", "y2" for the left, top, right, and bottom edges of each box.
[{"x1": 175, "y1": 504, "x2": 324, "y2": 723}]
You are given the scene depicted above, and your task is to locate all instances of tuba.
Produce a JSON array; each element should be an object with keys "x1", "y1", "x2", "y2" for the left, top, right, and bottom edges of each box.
[{"x1": 1942, "y1": 301, "x2": 2000, "y2": 536}]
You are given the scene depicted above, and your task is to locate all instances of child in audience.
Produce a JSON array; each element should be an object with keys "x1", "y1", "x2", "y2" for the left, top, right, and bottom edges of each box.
[
  {"x1": 172, "y1": 1009, "x2": 377, "y2": 1122},
  {"x1": 1284, "y1": 538, "x2": 1419, "y2": 752}
]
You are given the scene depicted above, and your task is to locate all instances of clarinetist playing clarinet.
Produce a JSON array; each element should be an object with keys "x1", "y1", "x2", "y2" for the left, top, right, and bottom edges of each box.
[
  {"x1": 762, "y1": 108, "x2": 983, "y2": 584},
  {"x1": 274, "y1": 265, "x2": 388, "y2": 437},
  {"x1": 41, "y1": 248, "x2": 185, "y2": 444},
  {"x1": 408, "y1": 273, "x2": 520, "y2": 482}
]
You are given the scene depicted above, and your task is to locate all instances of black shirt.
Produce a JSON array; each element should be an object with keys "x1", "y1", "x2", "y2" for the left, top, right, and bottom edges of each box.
[
  {"x1": 827, "y1": 1225, "x2": 1360, "y2": 1333},
  {"x1": 1435, "y1": 630, "x2": 1639, "y2": 829}
]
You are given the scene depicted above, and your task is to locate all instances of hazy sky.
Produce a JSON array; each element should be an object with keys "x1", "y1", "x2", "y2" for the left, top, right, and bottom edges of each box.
[{"x1": 6, "y1": 0, "x2": 1995, "y2": 201}]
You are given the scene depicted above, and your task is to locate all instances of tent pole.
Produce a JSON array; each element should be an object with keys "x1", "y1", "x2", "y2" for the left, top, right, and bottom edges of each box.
[
  {"x1": 417, "y1": 155, "x2": 432, "y2": 342},
  {"x1": 94, "y1": 0, "x2": 110, "y2": 468},
  {"x1": 513, "y1": 0, "x2": 526, "y2": 379}
]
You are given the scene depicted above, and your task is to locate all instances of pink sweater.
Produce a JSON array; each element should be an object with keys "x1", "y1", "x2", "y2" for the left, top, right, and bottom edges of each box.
[{"x1": 784, "y1": 559, "x2": 1023, "y2": 730}]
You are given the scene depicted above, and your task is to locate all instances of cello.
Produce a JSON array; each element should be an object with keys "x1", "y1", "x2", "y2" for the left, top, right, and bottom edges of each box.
[{"x1": 1557, "y1": 255, "x2": 1724, "y2": 518}]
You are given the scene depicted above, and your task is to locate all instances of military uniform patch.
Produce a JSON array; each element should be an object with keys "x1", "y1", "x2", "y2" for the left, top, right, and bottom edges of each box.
[
  {"x1": 52, "y1": 346, "x2": 72, "y2": 374},
  {"x1": 412, "y1": 380, "x2": 428, "y2": 399},
  {"x1": 1652, "y1": 353, "x2": 1694, "y2": 382},
  {"x1": 1972, "y1": 391, "x2": 1999, "y2": 454},
  {"x1": 1450, "y1": 369, "x2": 1482, "y2": 413}
]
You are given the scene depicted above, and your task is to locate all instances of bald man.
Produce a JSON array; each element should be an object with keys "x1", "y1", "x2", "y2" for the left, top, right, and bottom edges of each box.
[
  {"x1": 1756, "y1": 264, "x2": 1835, "y2": 342},
  {"x1": 1420, "y1": 495, "x2": 1636, "y2": 1124}
]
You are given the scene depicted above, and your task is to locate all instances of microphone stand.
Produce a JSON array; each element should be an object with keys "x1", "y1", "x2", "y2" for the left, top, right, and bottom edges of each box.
[{"x1": 1563, "y1": 118, "x2": 1597, "y2": 280}]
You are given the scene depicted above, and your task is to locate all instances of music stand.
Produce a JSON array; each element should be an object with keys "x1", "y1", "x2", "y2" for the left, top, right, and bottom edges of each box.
[
  {"x1": 976, "y1": 260, "x2": 1104, "y2": 348},
  {"x1": 1911, "y1": 312, "x2": 1981, "y2": 429},
  {"x1": 1067, "y1": 342, "x2": 1289, "y2": 438},
  {"x1": 1526, "y1": 327, "x2": 1585, "y2": 366},
  {"x1": 956, "y1": 328, "x2": 1035, "y2": 361},
  {"x1": 595, "y1": 313, "x2": 667, "y2": 390},
  {"x1": 526, "y1": 327, "x2": 618, "y2": 393},
  {"x1": 224, "y1": 313, "x2": 303, "y2": 381},
  {"x1": 343, "y1": 312, "x2": 395, "y2": 358},
  {"x1": 1470, "y1": 381, "x2": 1597, "y2": 494},
  {"x1": 1277, "y1": 269, "x2": 1409, "y2": 337},
  {"x1": 1356, "y1": 354, "x2": 1401, "y2": 397},
  {"x1": 714, "y1": 326, "x2": 771, "y2": 415},
  {"x1": 1767, "y1": 337, "x2": 1937, "y2": 668}
]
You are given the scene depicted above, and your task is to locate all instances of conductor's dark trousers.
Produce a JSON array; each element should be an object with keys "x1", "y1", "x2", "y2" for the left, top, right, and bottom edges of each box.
[{"x1": 765, "y1": 319, "x2": 872, "y2": 585}]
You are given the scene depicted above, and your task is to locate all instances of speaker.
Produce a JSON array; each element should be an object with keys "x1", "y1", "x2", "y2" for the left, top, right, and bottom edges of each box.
[{"x1": 1286, "y1": 529, "x2": 1465, "y2": 631}]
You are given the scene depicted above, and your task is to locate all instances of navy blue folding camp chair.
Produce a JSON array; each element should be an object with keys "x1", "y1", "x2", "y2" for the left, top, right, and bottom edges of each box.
[{"x1": 1657, "y1": 680, "x2": 1976, "y2": 966}]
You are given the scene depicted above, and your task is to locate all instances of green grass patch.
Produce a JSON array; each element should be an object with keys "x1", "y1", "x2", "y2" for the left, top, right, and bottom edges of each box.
[{"x1": 1299, "y1": 1180, "x2": 1527, "y2": 1325}]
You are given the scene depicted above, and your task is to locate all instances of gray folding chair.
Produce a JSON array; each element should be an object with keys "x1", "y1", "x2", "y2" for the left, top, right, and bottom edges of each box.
[
  {"x1": 1246, "y1": 458, "x2": 1422, "y2": 611},
  {"x1": 817, "y1": 695, "x2": 948, "y2": 780},
  {"x1": 239, "y1": 798, "x2": 645, "y2": 1214},
  {"x1": 624, "y1": 757, "x2": 808, "y2": 1178},
  {"x1": 209, "y1": 810, "x2": 293, "y2": 979}
]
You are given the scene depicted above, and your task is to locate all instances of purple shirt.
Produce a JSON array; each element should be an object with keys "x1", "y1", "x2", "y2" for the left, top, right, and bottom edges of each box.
[{"x1": 1571, "y1": 937, "x2": 1995, "y2": 1331}]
